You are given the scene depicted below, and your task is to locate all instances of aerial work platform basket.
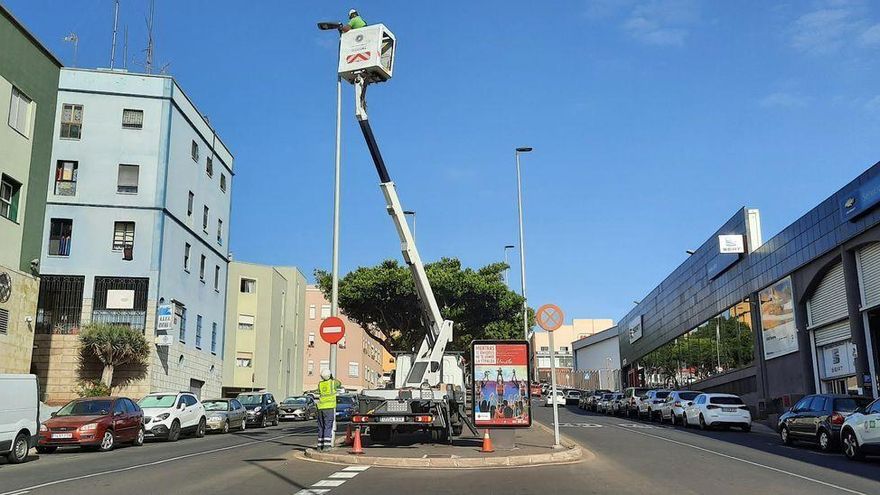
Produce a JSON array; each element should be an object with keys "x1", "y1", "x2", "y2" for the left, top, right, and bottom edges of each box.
[{"x1": 338, "y1": 24, "x2": 396, "y2": 84}]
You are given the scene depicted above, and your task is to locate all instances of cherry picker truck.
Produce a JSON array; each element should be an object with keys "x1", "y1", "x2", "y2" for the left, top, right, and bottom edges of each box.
[{"x1": 331, "y1": 24, "x2": 478, "y2": 443}]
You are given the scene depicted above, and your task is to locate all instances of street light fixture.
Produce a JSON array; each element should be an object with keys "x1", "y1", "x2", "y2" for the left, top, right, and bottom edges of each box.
[
  {"x1": 515, "y1": 147, "x2": 533, "y2": 341},
  {"x1": 403, "y1": 210, "x2": 416, "y2": 241},
  {"x1": 503, "y1": 245, "x2": 515, "y2": 287},
  {"x1": 686, "y1": 250, "x2": 696, "y2": 255}
]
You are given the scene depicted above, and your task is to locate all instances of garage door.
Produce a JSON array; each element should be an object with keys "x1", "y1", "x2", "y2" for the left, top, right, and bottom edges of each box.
[{"x1": 858, "y1": 242, "x2": 880, "y2": 308}]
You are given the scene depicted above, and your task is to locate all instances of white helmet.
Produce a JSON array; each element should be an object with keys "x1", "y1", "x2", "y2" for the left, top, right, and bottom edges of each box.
[
  {"x1": 321, "y1": 369, "x2": 332, "y2": 380},
  {"x1": 349, "y1": 9, "x2": 358, "y2": 17}
]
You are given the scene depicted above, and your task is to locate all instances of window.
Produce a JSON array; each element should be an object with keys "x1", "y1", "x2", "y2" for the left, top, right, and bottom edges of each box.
[
  {"x1": 540, "y1": 346, "x2": 549, "y2": 352},
  {"x1": 199, "y1": 255, "x2": 206, "y2": 281},
  {"x1": 54, "y1": 161, "x2": 78, "y2": 196},
  {"x1": 308, "y1": 332, "x2": 315, "y2": 347},
  {"x1": 177, "y1": 304, "x2": 187, "y2": 342},
  {"x1": 8, "y1": 86, "x2": 31, "y2": 137},
  {"x1": 48, "y1": 219, "x2": 73, "y2": 256},
  {"x1": 0, "y1": 175, "x2": 21, "y2": 222},
  {"x1": 112, "y1": 221, "x2": 135, "y2": 251},
  {"x1": 240, "y1": 278, "x2": 256, "y2": 293},
  {"x1": 348, "y1": 362, "x2": 359, "y2": 378},
  {"x1": 559, "y1": 346, "x2": 569, "y2": 352},
  {"x1": 810, "y1": 396, "x2": 828, "y2": 412},
  {"x1": 236, "y1": 352, "x2": 253, "y2": 367},
  {"x1": 122, "y1": 109, "x2": 143, "y2": 129},
  {"x1": 203, "y1": 206, "x2": 209, "y2": 231},
  {"x1": 117, "y1": 164, "x2": 139, "y2": 194},
  {"x1": 217, "y1": 219, "x2": 223, "y2": 245},
  {"x1": 793, "y1": 397, "x2": 811, "y2": 412},
  {"x1": 191, "y1": 140, "x2": 199, "y2": 161},
  {"x1": 307, "y1": 360, "x2": 314, "y2": 375},
  {"x1": 195, "y1": 315, "x2": 202, "y2": 348},
  {"x1": 60, "y1": 103, "x2": 83, "y2": 139},
  {"x1": 214, "y1": 265, "x2": 220, "y2": 291},
  {"x1": 308, "y1": 305, "x2": 316, "y2": 319},
  {"x1": 113, "y1": 400, "x2": 126, "y2": 415},
  {"x1": 320, "y1": 304, "x2": 331, "y2": 319},
  {"x1": 220, "y1": 173, "x2": 227, "y2": 193},
  {"x1": 206, "y1": 156, "x2": 213, "y2": 177},
  {"x1": 184, "y1": 243, "x2": 191, "y2": 271},
  {"x1": 187, "y1": 191, "x2": 194, "y2": 217},
  {"x1": 238, "y1": 314, "x2": 255, "y2": 330}
]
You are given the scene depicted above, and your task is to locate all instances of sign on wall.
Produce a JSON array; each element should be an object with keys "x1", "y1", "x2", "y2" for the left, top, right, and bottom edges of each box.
[
  {"x1": 471, "y1": 340, "x2": 532, "y2": 428},
  {"x1": 106, "y1": 289, "x2": 135, "y2": 309},
  {"x1": 718, "y1": 234, "x2": 745, "y2": 254},
  {"x1": 759, "y1": 276, "x2": 799, "y2": 360},
  {"x1": 628, "y1": 315, "x2": 643, "y2": 344},
  {"x1": 820, "y1": 341, "x2": 856, "y2": 379},
  {"x1": 157, "y1": 304, "x2": 173, "y2": 332}
]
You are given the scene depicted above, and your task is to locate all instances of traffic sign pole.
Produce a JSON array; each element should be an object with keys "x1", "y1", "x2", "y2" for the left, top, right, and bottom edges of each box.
[
  {"x1": 535, "y1": 304, "x2": 564, "y2": 449},
  {"x1": 549, "y1": 330, "x2": 560, "y2": 448}
]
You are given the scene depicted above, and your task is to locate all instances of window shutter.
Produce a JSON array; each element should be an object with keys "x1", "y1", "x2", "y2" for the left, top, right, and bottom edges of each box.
[
  {"x1": 806, "y1": 263, "x2": 847, "y2": 327},
  {"x1": 858, "y1": 243, "x2": 880, "y2": 308},
  {"x1": 814, "y1": 319, "x2": 851, "y2": 347},
  {"x1": 118, "y1": 165, "x2": 139, "y2": 189}
]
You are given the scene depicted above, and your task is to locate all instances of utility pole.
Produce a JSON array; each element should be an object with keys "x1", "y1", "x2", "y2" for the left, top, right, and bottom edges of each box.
[
  {"x1": 110, "y1": 0, "x2": 120, "y2": 69},
  {"x1": 515, "y1": 147, "x2": 533, "y2": 340},
  {"x1": 504, "y1": 244, "x2": 515, "y2": 287}
]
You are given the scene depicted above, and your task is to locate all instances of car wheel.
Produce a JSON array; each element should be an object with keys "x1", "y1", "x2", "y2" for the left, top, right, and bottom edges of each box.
[
  {"x1": 36, "y1": 446, "x2": 57, "y2": 454},
  {"x1": 780, "y1": 425, "x2": 792, "y2": 445},
  {"x1": 240, "y1": 418, "x2": 247, "y2": 431},
  {"x1": 741, "y1": 423, "x2": 751, "y2": 433},
  {"x1": 682, "y1": 414, "x2": 689, "y2": 428},
  {"x1": 168, "y1": 420, "x2": 181, "y2": 442},
  {"x1": 195, "y1": 417, "x2": 206, "y2": 438},
  {"x1": 98, "y1": 430, "x2": 115, "y2": 452},
  {"x1": 260, "y1": 415, "x2": 267, "y2": 428},
  {"x1": 818, "y1": 430, "x2": 832, "y2": 452},
  {"x1": 699, "y1": 414, "x2": 708, "y2": 430},
  {"x1": 133, "y1": 426, "x2": 145, "y2": 446},
  {"x1": 843, "y1": 429, "x2": 864, "y2": 460},
  {"x1": 222, "y1": 420, "x2": 230, "y2": 434},
  {"x1": 7, "y1": 432, "x2": 30, "y2": 464},
  {"x1": 272, "y1": 413, "x2": 279, "y2": 427}
]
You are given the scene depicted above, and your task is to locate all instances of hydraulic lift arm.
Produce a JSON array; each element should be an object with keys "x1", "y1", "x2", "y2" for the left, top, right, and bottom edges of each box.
[{"x1": 353, "y1": 76, "x2": 454, "y2": 388}]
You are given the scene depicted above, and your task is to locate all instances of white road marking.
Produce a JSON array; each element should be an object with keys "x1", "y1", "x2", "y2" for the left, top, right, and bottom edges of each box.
[
  {"x1": 6, "y1": 491, "x2": 30, "y2": 495},
  {"x1": 341, "y1": 465, "x2": 370, "y2": 471},
  {"x1": 557, "y1": 423, "x2": 603, "y2": 428},
  {"x1": 312, "y1": 480, "x2": 346, "y2": 487},
  {"x1": 0, "y1": 431, "x2": 303, "y2": 495},
  {"x1": 612, "y1": 424, "x2": 867, "y2": 495},
  {"x1": 615, "y1": 423, "x2": 655, "y2": 429},
  {"x1": 328, "y1": 472, "x2": 360, "y2": 479},
  {"x1": 294, "y1": 490, "x2": 330, "y2": 495}
]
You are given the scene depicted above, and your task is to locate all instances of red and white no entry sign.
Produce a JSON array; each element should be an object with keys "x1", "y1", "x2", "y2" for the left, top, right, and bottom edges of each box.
[
  {"x1": 536, "y1": 304, "x2": 564, "y2": 332},
  {"x1": 319, "y1": 316, "x2": 346, "y2": 344}
]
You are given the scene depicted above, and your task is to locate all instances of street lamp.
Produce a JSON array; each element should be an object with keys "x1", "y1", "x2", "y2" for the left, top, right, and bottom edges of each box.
[
  {"x1": 403, "y1": 210, "x2": 416, "y2": 241},
  {"x1": 686, "y1": 250, "x2": 696, "y2": 255},
  {"x1": 318, "y1": 21, "x2": 344, "y2": 379},
  {"x1": 515, "y1": 147, "x2": 533, "y2": 341},
  {"x1": 503, "y1": 244, "x2": 515, "y2": 287}
]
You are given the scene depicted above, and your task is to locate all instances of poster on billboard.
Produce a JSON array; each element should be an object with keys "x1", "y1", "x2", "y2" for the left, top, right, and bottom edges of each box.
[
  {"x1": 759, "y1": 276, "x2": 799, "y2": 360},
  {"x1": 471, "y1": 340, "x2": 531, "y2": 428}
]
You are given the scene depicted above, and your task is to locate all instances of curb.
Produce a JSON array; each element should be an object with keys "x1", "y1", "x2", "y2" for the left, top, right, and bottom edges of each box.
[{"x1": 302, "y1": 444, "x2": 584, "y2": 469}]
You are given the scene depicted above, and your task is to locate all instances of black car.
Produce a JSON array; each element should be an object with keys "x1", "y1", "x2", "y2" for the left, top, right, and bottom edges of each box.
[
  {"x1": 778, "y1": 394, "x2": 872, "y2": 452},
  {"x1": 236, "y1": 392, "x2": 279, "y2": 428}
]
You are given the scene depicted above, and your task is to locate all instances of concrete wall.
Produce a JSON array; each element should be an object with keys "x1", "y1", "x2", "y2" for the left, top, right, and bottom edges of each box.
[
  {"x1": 0, "y1": 267, "x2": 38, "y2": 373},
  {"x1": 573, "y1": 333, "x2": 620, "y2": 371}
]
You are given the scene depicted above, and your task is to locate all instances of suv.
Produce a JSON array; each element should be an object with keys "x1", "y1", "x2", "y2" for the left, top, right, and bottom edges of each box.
[
  {"x1": 779, "y1": 394, "x2": 872, "y2": 452},
  {"x1": 622, "y1": 387, "x2": 650, "y2": 418},
  {"x1": 237, "y1": 392, "x2": 279, "y2": 427},
  {"x1": 138, "y1": 392, "x2": 206, "y2": 441},
  {"x1": 639, "y1": 390, "x2": 672, "y2": 421}
]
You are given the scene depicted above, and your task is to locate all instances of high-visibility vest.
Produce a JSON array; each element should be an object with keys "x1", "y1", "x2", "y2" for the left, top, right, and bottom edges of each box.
[{"x1": 317, "y1": 379, "x2": 339, "y2": 409}]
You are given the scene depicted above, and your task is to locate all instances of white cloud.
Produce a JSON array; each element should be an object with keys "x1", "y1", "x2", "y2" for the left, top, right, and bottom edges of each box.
[
  {"x1": 859, "y1": 23, "x2": 880, "y2": 46},
  {"x1": 584, "y1": 0, "x2": 699, "y2": 47},
  {"x1": 759, "y1": 92, "x2": 810, "y2": 109},
  {"x1": 788, "y1": 1, "x2": 874, "y2": 55},
  {"x1": 623, "y1": 16, "x2": 688, "y2": 46}
]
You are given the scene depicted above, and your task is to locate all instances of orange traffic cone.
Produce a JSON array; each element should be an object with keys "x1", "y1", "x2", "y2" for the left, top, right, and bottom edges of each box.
[
  {"x1": 480, "y1": 429, "x2": 495, "y2": 453},
  {"x1": 344, "y1": 424, "x2": 354, "y2": 446},
  {"x1": 349, "y1": 427, "x2": 365, "y2": 455}
]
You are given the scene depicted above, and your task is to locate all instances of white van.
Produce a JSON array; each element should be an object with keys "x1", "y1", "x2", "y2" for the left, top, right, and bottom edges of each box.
[{"x1": 0, "y1": 374, "x2": 39, "y2": 463}]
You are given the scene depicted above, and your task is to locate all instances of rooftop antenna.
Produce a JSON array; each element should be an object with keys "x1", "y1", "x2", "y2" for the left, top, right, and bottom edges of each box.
[
  {"x1": 145, "y1": 0, "x2": 155, "y2": 74},
  {"x1": 63, "y1": 33, "x2": 79, "y2": 67},
  {"x1": 123, "y1": 25, "x2": 128, "y2": 69},
  {"x1": 110, "y1": 0, "x2": 120, "y2": 69}
]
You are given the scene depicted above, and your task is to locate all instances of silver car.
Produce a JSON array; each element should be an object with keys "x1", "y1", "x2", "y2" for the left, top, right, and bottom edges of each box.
[
  {"x1": 279, "y1": 396, "x2": 317, "y2": 421},
  {"x1": 202, "y1": 398, "x2": 247, "y2": 433}
]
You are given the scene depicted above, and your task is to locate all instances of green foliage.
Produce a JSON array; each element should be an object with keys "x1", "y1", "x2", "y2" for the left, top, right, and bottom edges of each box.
[
  {"x1": 316, "y1": 258, "x2": 534, "y2": 352},
  {"x1": 79, "y1": 324, "x2": 150, "y2": 390},
  {"x1": 76, "y1": 380, "x2": 112, "y2": 398}
]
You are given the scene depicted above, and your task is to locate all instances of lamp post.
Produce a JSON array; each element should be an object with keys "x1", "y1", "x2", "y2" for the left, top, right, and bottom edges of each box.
[
  {"x1": 503, "y1": 244, "x2": 515, "y2": 287},
  {"x1": 404, "y1": 210, "x2": 416, "y2": 241},
  {"x1": 515, "y1": 147, "x2": 533, "y2": 340},
  {"x1": 318, "y1": 21, "x2": 344, "y2": 378}
]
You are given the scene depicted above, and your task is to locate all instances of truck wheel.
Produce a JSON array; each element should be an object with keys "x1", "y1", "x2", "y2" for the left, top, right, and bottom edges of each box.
[
  {"x1": 452, "y1": 423, "x2": 463, "y2": 437},
  {"x1": 429, "y1": 427, "x2": 449, "y2": 443}
]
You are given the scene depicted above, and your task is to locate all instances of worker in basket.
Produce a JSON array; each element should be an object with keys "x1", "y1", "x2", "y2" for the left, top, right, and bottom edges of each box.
[
  {"x1": 341, "y1": 9, "x2": 366, "y2": 32},
  {"x1": 316, "y1": 369, "x2": 342, "y2": 450}
]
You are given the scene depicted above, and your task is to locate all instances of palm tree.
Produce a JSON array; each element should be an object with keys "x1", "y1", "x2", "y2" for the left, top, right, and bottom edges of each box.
[{"x1": 79, "y1": 324, "x2": 150, "y2": 392}]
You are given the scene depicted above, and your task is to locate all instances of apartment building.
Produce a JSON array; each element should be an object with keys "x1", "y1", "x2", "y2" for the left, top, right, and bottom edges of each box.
[
  {"x1": 223, "y1": 261, "x2": 306, "y2": 399},
  {"x1": 32, "y1": 68, "x2": 233, "y2": 404},
  {"x1": 0, "y1": 5, "x2": 61, "y2": 373},
  {"x1": 302, "y1": 285, "x2": 384, "y2": 392}
]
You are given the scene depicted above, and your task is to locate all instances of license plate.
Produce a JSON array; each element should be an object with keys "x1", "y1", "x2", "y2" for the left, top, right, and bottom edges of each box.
[
  {"x1": 379, "y1": 416, "x2": 405, "y2": 423},
  {"x1": 722, "y1": 407, "x2": 736, "y2": 413},
  {"x1": 52, "y1": 433, "x2": 73, "y2": 439}
]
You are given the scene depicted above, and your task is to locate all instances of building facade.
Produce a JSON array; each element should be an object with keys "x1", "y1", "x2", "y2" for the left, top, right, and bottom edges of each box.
[
  {"x1": 530, "y1": 318, "x2": 614, "y2": 386},
  {"x1": 0, "y1": 6, "x2": 61, "y2": 373},
  {"x1": 223, "y1": 262, "x2": 306, "y2": 399},
  {"x1": 619, "y1": 159, "x2": 880, "y2": 424},
  {"x1": 32, "y1": 69, "x2": 233, "y2": 404},
  {"x1": 572, "y1": 327, "x2": 620, "y2": 391},
  {"x1": 302, "y1": 285, "x2": 384, "y2": 392}
]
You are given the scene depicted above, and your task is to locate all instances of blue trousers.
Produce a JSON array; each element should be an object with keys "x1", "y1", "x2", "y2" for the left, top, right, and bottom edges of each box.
[{"x1": 316, "y1": 408, "x2": 335, "y2": 449}]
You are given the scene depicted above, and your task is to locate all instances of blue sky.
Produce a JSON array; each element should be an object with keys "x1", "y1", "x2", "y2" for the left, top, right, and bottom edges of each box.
[{"x1": 7, "y1": 0, "x2": 880, "y2": 325}]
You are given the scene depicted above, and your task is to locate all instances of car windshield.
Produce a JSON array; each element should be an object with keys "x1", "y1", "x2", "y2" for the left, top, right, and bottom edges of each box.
[
  {"x1": 56, "y1": 399, "x2": 112, "y2": 416},
  {"x1": 634, "y1": 388, "x2": 649, "y2": 395},
  {"x1": 337, "y1": 396, "x2": 355, "y2": 405},
  {"x1": 834, "y1": 397, "x2": 871, "y2": 412},
  {"x1": 202, "y1": 401, "x2": 229, "y2": 411},
  {"x1": 283, "y1": 397, "x2": 309, "y2": 406},
  {"x1": 138, "y1": 394, "x2": 176, "y2": 408},
  {"x1": 679, "y1": 392, "x2": 700, "y2": 400},
  {"x1": 237, "y1": 394, "x2": 264, "y2": 405},
  {"x1": 710, "y1": 396, "x2": 744, "y2": 405},
  {"x1": 602, "y1": 394, "x2": 613, "y2": 399},
  {"x1": 656, "y1": 391, "x2": 671, "y2": 399}
]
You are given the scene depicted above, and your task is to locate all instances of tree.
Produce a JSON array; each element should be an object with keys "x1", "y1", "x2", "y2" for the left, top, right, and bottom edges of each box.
[
  {"x1": 316, "y1": 258, "x2": 533, "y2": 352},
  {"x1": 79, "y1": 324, "x2": 150, "y2": 392}
]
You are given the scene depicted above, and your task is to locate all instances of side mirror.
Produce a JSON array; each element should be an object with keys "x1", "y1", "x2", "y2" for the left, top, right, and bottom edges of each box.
[
  {"x1": 50, "y1": 411, "x2": 57, "y2": 417},
  {"x1": 113, "y1": 411, "x2": 123, "y2": 417},
  {"x1": 178, "y1": 402, "x2": 186, "y2": 410}
]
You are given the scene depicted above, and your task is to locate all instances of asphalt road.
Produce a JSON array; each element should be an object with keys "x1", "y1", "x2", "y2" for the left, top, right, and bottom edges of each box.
[{"x1": 4, "y1": 406, "x2": 880, "y2": 495}]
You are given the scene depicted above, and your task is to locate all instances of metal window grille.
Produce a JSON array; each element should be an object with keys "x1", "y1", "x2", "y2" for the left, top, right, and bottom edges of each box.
[
  {"x1": 91, "y1": 277, "x2": 148, "y2": 331},
  {"x1": 0, "y1": 308, "x2": 9, "y2": 334},
  {"x1": 35, "y1": 275, "x2": 85, "y2": 334},
  {"x1": 121, "y1": 109, "x2": 143, "y2": 129},
  {"x1": 112, "y1": 222, "x2": 135, "y2": 251}
]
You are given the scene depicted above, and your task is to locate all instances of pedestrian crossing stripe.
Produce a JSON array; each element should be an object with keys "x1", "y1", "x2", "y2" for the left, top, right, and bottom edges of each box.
[{"x1": 556, "y1": 422, "x2": 603, "y2": 428}]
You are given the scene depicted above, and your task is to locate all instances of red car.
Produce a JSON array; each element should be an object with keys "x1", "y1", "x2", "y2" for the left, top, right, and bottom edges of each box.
[{"x1": 38, "y1": 396, "x2": 144, "y2": 453}]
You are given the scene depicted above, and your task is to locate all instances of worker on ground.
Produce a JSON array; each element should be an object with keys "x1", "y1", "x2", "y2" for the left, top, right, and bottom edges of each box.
[
  {"x1": 316, "y1": 369, "x2": 342, "y2": 450},
  {"x1": 340, "y1": 9, "x2": 366, "y2": 32}
]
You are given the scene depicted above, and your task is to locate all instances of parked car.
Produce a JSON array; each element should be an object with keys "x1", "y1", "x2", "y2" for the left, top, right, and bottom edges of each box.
[
  {"x1": 596, "y1": 393, "x2": 614, "y2": 413},
  {"x1": 139, "y1": 391, "x2": 206, "y2": 441},
  {"x1": 578, "y1": 391, "x2": 594, "y2": 409},
  {"x1": 564, "y1": 389, "x2": 582, "y2": 405},
  {"x1": 638, "y1": 390, "x2": 672, "y2": 421},
  {"x1": 587, "y1": 390, "x2": 611, "y2": 412},
  {"x1": 279, "y1": 396, "x2": 317, "y2": 421},
  {"x1": 840, "y1": 397, "x2": 880, "y2": 460},
  {"x1": 37, "y1": 396, "x2": 144, "y2": 453},
  {"x1": 336, "y1": 395, "x2": 357, "y2": 421},
  {"x1": 778, "y1": 394, "x2": 871, "y2": 452},
  {"x1": 202, "y1": 398, "x2": 247, "y2": 433},
  {"x1": 623, "y1": 387, "x2": 650, "y2": 418},
  {"x1": 610, "y1": 393, "x2": 626, "y2": 415},
  {"x1": 545, "y1": 389, "x2": 566, "y2": 407},
  {"x1": 684, "y1": 393, "x2": 751, "y2": 431},
  {"x1": 237, "y1": 391, "x2": 279, "y2": 427},
  {"x1": 659, "y1": 391, "x2": 702, "y2": 425},
  {"x1": 1, "y1": 374, "x2": 40, "y2": 463}
]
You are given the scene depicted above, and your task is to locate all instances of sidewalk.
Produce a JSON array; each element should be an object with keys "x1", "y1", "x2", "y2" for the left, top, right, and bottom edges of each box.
[{"x1": 299, "y1": 422, "x2": 587, "y2": 469}]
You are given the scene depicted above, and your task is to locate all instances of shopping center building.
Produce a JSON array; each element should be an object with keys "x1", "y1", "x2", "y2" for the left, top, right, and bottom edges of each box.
[{"x1": 619, "y1": 159, "x2": 880, "y2": 423}]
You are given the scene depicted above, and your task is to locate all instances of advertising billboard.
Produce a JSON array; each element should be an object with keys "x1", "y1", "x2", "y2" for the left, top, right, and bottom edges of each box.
[
  {"x1": 759, "y1": 276, "x2": 799, "y2": 360},
  {"x1": 471, "y1": 340, "x2": 531, "y2": 428}
]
